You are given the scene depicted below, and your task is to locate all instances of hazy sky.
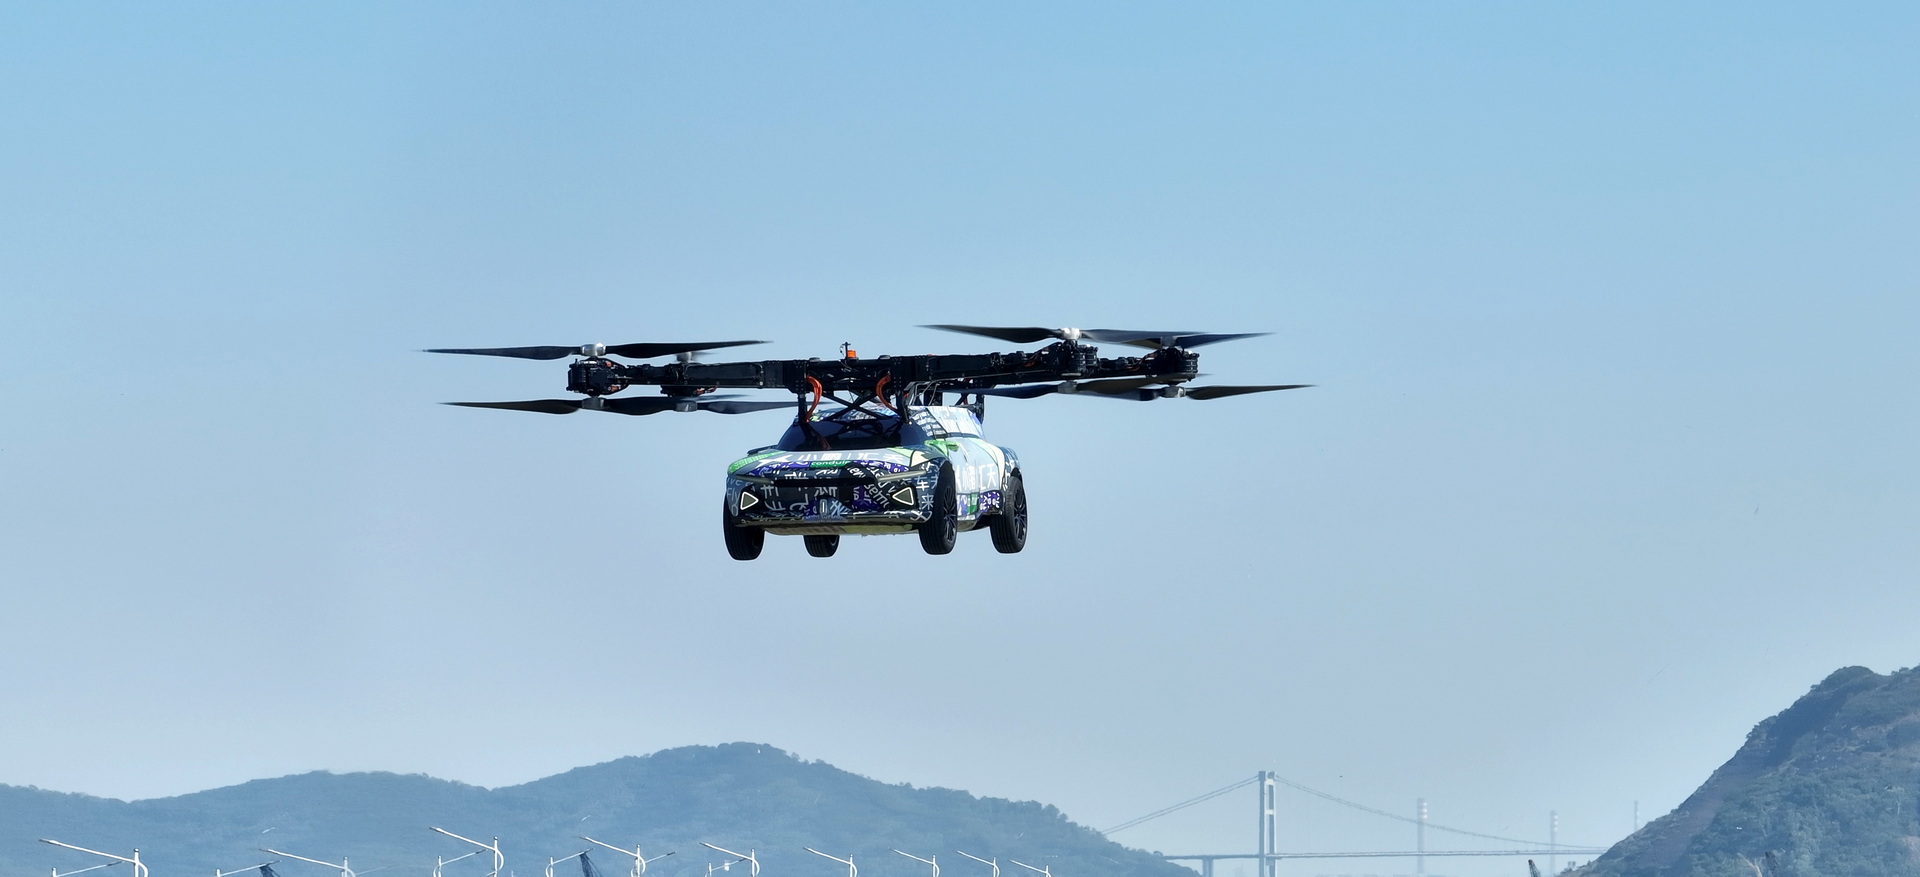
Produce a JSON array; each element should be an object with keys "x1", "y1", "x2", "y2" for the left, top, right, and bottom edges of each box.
[{"x1": 2, "y1": 4, "x2": 1915, "y2": 875}]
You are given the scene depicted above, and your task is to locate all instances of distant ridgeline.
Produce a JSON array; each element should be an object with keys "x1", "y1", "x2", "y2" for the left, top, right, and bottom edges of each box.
[
  {"x1": 1578, "y1": 666, "x2": 1920, "y2": 877},
  {"x1": 0, "y1": 744, "x2": 1188, "y2": 877}
]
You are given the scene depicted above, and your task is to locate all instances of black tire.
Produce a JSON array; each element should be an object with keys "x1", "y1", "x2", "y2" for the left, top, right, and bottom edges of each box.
[
  {"x1": 723, "y1": 501, "x2": 764, "y2": 561},
  {"x1": 804, "y1": 534, "x2": 840, "y2": 557},
  {"x1": 989, "y1": 471, "x2": 1028, "y2": 554},
  {"x1": 917, "y1": 466, "x2": 959, "y2": 555}
]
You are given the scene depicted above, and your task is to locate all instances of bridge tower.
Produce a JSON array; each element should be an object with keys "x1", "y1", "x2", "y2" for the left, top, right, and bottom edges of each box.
[{"x1": 1257, "y1": 771, "x2": 1278, "y2": 877}]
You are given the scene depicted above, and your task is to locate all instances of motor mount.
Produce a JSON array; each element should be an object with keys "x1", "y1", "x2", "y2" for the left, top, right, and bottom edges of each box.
[{"x1": 567, "y1": 358, "x2": 629, "y2": 396}]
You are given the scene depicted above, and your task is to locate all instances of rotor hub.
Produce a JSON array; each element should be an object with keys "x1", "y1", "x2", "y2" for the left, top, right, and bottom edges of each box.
[{"x1": 567, "y1": 357, "x2": 629, "y2": 396}]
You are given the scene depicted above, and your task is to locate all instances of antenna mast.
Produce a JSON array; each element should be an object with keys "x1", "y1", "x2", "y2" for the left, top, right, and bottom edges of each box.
[
  {"x1": 431, "y1": 829, "x2": 503, "y2": 877},
  {"x1": 1009, "y1": 860, "x2": 1051, "y2": 877},
  {"x1": 891, "y1": 850, "x2": 937, "y2": 877},
  {"x1": 544, "y1": 852, "x2": 587, "y2": 877},
  {"x1": 698, "y1": 844, "x2": 758, "y2": 877},
  {"x1": 42, "y1": 840, "x2": 149, "y2": 877},
  {"x1": 581, "y1": 837, "x2": 673, "y2": 877},
  {"x1": 261, "y1": 849, "x2": 354, "y2": 877},
  {"x1": 52, "y1": 862, "x2": 121, "y2": 877},
  {"x1": 805, "y1": 848, "x2": 856, "y2": 877},
  {"x1": 435, "y1": 851, "x2": 483, "y2": 877},
  {"x1": 953, "y1": 852, "x2": 998, "y2": 877}
]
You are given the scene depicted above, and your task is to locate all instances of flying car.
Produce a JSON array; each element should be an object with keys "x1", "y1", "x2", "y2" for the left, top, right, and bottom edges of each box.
[
  {"x1": 721, "y1": 394, "x2": 1020, "y2": 559},
  {"x1": 428, "y1": 325, "x2": 1309, "y2": 559}
]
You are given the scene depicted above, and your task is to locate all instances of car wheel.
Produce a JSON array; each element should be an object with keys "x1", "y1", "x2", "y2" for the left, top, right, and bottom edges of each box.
[
  {"x1": 804, "y1": 534, "x2": 840, "y2": 557},
  {"x1": 917, "y1": 466, "x2": 959, "y2": 555},
  {"x1": 989, "y1": 471, "x2": 1027, "y2": 554},
  {"x1": 723, "y1": 501, "x2": 764, "y2": 561}
]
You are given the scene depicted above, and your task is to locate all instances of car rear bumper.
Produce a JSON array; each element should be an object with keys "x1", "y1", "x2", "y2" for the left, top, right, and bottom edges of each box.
[
  {"x1": 726, "y1": 469, "x2": 937, "y2": 529},
  {"x1": 757, "y1": 522, "x2": 920, "y2": 536}
]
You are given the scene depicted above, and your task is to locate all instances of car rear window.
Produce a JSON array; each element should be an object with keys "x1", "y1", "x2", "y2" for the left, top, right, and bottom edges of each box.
[{"x1": 775, "y1": 411, "x2": 931, "y2": 451}]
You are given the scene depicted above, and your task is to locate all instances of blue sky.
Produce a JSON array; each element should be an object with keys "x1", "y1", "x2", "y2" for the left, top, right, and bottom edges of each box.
[{"x1": 1, "y1": 3, "x2": 1915, "y2": 874}]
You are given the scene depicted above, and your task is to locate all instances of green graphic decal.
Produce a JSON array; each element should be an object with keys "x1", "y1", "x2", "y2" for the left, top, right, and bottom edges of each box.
[{"x1": 727, "y1": 450, "x2": 781, "y2": 474}]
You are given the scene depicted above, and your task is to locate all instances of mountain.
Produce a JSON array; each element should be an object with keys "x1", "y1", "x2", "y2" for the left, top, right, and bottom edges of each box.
[
  {"x1": 1, "y1": 744, "x2": 1188, "y2": 877},
  {"x1": 1576, "y1": 666, "x2": 1920, "y2": 877}
]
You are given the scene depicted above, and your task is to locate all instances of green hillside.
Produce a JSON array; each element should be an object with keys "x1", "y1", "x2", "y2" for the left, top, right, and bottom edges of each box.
[
  {"x1": 1577, "y1": 666, "x2": 1920, "y2": 877},
  {"x1": 2, "y1": 744, "x2": 1188, "y2": 877}
]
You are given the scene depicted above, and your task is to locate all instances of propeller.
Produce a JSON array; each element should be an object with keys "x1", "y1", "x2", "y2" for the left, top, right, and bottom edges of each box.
[
  {"x1": 921, "y1": 325, "x2": 1092, "y2": 345},
  {"x1": 446, "y1": 399, "x2": 588, "y2": 414},
  {"x1": 1109, "y1": 383, "x2": 1313, "y2": 401},
  {"x1": 1084, "y1": 330, "x2": 1269, "y2": 350},
  {"x1": 922, "y1": 325, "x2": 1266, "y2": 349},
  {"x1": 972, "y1": 381, "x2": 1311, "y2": 401},
  {"x1": 971, "y1": 384, "x2": 1068, "y2": 399},
  {"x1": 1075, "y1": 377, "x2": 1178, "y2": 395},
  {"x1": 444, "y1": 396, "x2": 790, "y2": 416},
  {"x1": 425, "y1": 340, "x2": 766, "y2": 361},
  {"x1": 970, "y1": 377, "x2": 1167, "y2": 399},
  {"x1": 698, "y1": 400, "x2": 793, "y2": 415}
]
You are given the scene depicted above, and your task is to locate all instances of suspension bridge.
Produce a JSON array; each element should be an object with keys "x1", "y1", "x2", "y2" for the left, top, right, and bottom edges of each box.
[{"x1": 1102, "y1": 772, "x2": 1610, "y2": 877}]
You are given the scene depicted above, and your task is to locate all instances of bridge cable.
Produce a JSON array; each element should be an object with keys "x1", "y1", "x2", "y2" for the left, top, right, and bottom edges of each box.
[
  {"x1": 1102, "y1": 776, "x2": 1260, "y2": 835},
  {"x1": 1263, "y1": 773, "x2": 1593, "y2": 848},
  {"x1": 1106, "y1": 773, "x2": 1597, "y2": 849}
]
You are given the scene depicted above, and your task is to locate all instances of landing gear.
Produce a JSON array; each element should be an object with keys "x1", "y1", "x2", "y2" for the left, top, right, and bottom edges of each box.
[
  {"x1": 804, "y1": 534, "x2": 840, "y2": 557},
  {"x1": 989, "y1": 471, "x2": 1027, "y2": 554},
  {"x1": 917, "y1": 466, "x2": 959, "y2": 555},
  {"x1": 722, "y1": 502, "x2": 764, "y2": 561}
]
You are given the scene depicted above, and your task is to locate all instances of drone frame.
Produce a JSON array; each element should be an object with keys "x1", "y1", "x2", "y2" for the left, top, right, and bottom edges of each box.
[{"x1": 434, "y1": 327, "x2": 1308, "y2": 416}]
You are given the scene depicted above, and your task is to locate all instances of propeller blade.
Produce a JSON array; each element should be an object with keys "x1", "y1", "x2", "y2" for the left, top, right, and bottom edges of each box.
[
  {"x1": 1074, "y1": 377, "x2": 1169, "y2": 395},
  {"x1": 975, "y1": 378, "x2": 1177, "y2": 399},
  {"x1": 922, "y1": 325, "x2": 1267, "y2": 351},
  {"x1": 426, "y1": 341, "x2": 767, "y2": 361},
  {"x1": 598, "y1": 396, "x2": 679, "y2": 416},
  {"x1": 446, "y1": 394, "x2": 789, "y2": 416},
  {"x1": 699, "y1": 400, "x2": 793, "y2": 415},
  {"x1": 1182, "y1": 384, "x2": 1313, "y2": 400},
  {"x1": 1076, "y1": 328, "x2": 1200, "y2": 347},
  {"x1": 1164, "y1": 332, "x2": 1270, "y2": 348},
  {"x1": 444, "y1": 399, "x2": 585, "y2": 414},
  {"x1": 920, "y1": 325, "x2": 1069, "y2": 345},
  {"x1": 426, "y1": 346, "x2": 582, "y2": 360},
  {"x1": 972, "y1": 384, "x2": 1064, "y2": 399},
  {"x1": 1081, "y1": 388, "x2": 1161, "y2": 402},
  {"x1": 605, "y1": 340, "x2": 767, "y2": 359},
  {"x1": 1082, "y1": 330, "x2": 1268, "y2": 350}
]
